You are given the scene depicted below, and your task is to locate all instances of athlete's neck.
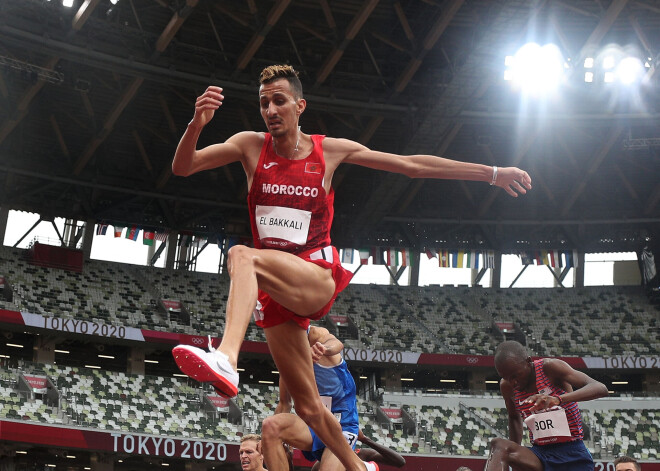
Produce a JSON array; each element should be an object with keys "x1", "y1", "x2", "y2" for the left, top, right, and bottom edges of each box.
[{"x1": 272, "y1": 126, "x2": 301, "y2": 159}]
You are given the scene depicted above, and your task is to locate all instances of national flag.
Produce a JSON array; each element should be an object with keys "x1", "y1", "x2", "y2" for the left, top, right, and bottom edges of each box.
[
  {"x1": 113, "y1": 225, "x2": 125, "y2": 238},
  {"x1": 535, "y1": 251, "x2": 542, "y2": 265},
  {"x1": 304, "y1": 162, "x2": 321, "y2": 174},
  {"x1": 358, "y1": 249, "x2": 370, "y2": 265},
  {"x1": 386, "y1": 248, "x2": 399, "y2": 267},
  {"x1": 126, "y1": 226, "x2": 140, "y2": 241},
  {"x1": 520, "y1": 251, "x2": 533, "y2": 265},
  {"x1": 555, "y1": 250, "x2": 563, "y2": 267},
  {"x1": 341, "y1": 249, "x2": 354, "y2": 264},
  {"x1": 541, "y1": 250, "x2": 549, "y2": 266},
  {"x1": 485, "y1": 250, "x2": 495, "y2": 269},
  {"x1": 549, "y1": 250, "x2": 557, "y2": 268},
  {"x1": 143, "y1": 230, "x2": 155, "y2": 246},
  {"x1": 439, "y1": 250, "x2": 449, "y2": 268},
  {"x1": 564, "y1": 250, "x2": 573, "y2": 268},
  {"x1": 424, "y1": 248, "x2": 437, "y2": 259},
  {"x1": 467, "y1": 251, "x2": 479, "y2": 269},
  {"x1": 154, "y1": 231, "x2": 169, "y2": 242},
  {"x1": 96, "y1": 223, "x2": 108, "y2": 236},
  {"x1": 370, "y1": 247, "x2": 384, "y2": 265},
  {"x1": 457, "y1": 251, "x2": 464, "y2": 268},
  {"x1": 573, "y1": 249, "x2": 579, "y2": 267},
  {"x1": 400, "y1": 248, "x2": 412, "y2": 267}
]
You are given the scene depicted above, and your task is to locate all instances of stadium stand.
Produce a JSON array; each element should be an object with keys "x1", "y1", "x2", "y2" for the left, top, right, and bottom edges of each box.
[{"x1": 2, "y1": 245, "x2": 658, "y2": 356}]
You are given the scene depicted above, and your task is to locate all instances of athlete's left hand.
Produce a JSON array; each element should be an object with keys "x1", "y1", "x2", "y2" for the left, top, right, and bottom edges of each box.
[
  {"x1": 525, "y1": 394, "x2": 561, "y2": 412},
  {"x1": 311, "y1": 342, "x2": 326, "y2": 363}
]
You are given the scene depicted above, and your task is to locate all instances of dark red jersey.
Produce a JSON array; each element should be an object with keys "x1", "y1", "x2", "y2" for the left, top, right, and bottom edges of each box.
[{"x1": 248, "y1": 133, "x2": 334, "y2": 254}]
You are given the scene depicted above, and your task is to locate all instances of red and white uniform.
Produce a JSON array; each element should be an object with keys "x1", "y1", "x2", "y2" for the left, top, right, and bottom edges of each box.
[
  {"x1": 247, "y1": 133, "x2": 352, "y2": 329},
  {"x1": 514, "y1": 359, "x2": 584, "y2": 445}
]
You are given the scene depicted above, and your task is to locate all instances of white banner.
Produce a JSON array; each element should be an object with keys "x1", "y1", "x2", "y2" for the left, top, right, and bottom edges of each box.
[
  {"x1": 343, "y1": 348, "x2": 421, "y2": 364},
  {"x1": 21, "y1": 312, "x2": 145, "y2": 341},
  {"x1": 582, "y1": 356, "x2": 660, "y2": 369}
]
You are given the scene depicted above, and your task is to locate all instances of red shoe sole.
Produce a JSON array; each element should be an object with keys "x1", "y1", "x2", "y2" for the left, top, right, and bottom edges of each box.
[{"x1": 172, "y1": 346, "x2": 238, "y2": 397}]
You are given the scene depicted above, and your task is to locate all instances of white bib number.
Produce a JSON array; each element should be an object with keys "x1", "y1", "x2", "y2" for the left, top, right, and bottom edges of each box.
[
  {"x1": 524, "y1": 407, "x2": 571, "y2": 443},
  {"x1": 255, "y1": 205, "x2": 311, "y2": 245},
  {"x1": 320, "y1": 396, "x2": 341, "y2": 421}
]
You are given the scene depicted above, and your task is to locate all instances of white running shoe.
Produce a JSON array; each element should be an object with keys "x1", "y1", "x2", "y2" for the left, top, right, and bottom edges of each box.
[
  {"x1": 363, "y1": 461, "x2": 379, "y2": 471},
  {"x1": 172, "y1": 337, "x2": 239, "y2": 397}
]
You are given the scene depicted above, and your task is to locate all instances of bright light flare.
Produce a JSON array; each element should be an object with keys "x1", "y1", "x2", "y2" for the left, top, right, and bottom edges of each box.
[
  {"x1": 62, "y1": 0, "x2": 74, "y2": 6},
  {"x1": 616, "y1": 57, "x2": 644, "y2": 84},
  {"x1": 584, "y1": 72, "x2": 594, "y2": 83},
  {"x1": 603, "y1": 56, "x2": 616, "y2": 69},
  {"x1": 508, "y1": 43, "x2": 565, "y2": 95},
  {"x1": 584, "y1": 57, "x2": 594, "y2": 68}
]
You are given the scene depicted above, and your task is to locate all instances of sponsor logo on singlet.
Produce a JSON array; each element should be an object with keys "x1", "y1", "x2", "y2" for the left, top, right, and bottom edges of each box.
[{"x1": 262, "y1": 183, "x2": 319, "y2": 197}]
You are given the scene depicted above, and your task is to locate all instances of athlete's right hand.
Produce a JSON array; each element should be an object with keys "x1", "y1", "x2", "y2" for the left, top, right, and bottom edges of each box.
[{"x1": 190, "y1": 86, "x2": 224, "y2": 128}]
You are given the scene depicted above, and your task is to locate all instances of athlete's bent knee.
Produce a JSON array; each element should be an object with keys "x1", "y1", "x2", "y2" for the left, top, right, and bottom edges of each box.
[
  {"x1": 261, "y1": 416, "x2": 283, "y2": 442},
  {"x1": 489, "y1": 437, "x2": 515, "y2": 457},
  {"x1": 227, "y1": 245, "x2": 254, "y2": 271}
]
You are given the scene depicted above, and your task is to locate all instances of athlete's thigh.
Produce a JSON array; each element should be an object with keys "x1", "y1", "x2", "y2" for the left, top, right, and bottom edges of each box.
[
  {"x1": 267, "y1": 413, "x2": 315, "y2": 451},
  {"x1": 252, "y1": 248, "x2": 335, "y2": 316},
  {"x1": 317, "y1": 447, "x2": 344, "y2": 471},
  {"x1": 507, "y1": 444, "x2": 544, "y2": 471}
]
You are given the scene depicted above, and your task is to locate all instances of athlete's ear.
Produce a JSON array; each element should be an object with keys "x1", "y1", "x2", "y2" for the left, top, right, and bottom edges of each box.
[{"x1": 296, "y1": 98, "x2": 306, "y2": 116}]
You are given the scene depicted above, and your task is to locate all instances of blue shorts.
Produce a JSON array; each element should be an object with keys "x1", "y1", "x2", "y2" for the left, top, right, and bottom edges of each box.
[
  {"x1": 302, "y1": 424, "x2": 359, "y2": 462},
  {"x1": 530, "y1": 440, "x2": 593, "y2": 471}
]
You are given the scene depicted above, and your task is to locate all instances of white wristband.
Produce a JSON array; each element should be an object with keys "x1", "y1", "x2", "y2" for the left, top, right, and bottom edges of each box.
[{"x1": 490, "y1": 166, "x2": 498, "y2": 186}]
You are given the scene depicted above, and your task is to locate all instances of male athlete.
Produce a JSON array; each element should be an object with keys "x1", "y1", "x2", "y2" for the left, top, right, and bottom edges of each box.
[
  {"x1": 261, "y1": 325, "x2": 401, "y2": 471},
  {"x1": 171, "y1": 64, "x2": 532, "y2": 471},
  {"x1": 239, "y1": 434, "x2": 267, "y2": 471},
  {"x1": 485, "y1": 340, "x2": 608, "y2": 470}
]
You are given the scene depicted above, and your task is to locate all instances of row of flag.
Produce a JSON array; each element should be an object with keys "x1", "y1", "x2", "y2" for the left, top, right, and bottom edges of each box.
[
  {"x1": 96, "y1": 223, "x2": 252, "y2": 254},
  {"x1": 96, "y1": 223, "x2": 170, "y2": 246},
  {"x1": 341, "y1": 247, "x2": 582, "y2": 269},
  {"x1": 340, "y1": 248, "x2": 496, "y2": 269},
  {"x1": 519, "y1": 250, "x2": 580, "y2": 268}
]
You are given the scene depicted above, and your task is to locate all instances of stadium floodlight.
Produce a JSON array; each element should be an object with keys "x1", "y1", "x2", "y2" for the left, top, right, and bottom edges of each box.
[
  {"x1": 62, "y1": 0, "x2": 74, "y2": 6},
  {"x1": 604, "y1": 71, "x2": 615, "y2": 83},
  {"x1": 616, "y1": 57, "x2": 644, "y2": 84},
  {"x1": 110, "y1": 0, "x2": 119, "y2": 4},
  {"x1": 584, "y1": 72, "x2": 594, "y2": 83},
  {"x1": 507, "y1": 43, "x2": 565, "y2": 95},
  {"x1": 603, "y1": 55, "x2": 615, "y2": 69},
  {"x1": 584, "y1": 57, "x2": 594, "y2": 68},
  {"x1": 504, "y1": 55, "x2": 514, "y2": 67}
]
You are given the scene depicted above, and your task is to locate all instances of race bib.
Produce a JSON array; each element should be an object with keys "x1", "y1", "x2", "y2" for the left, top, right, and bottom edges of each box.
[
  {"x1": 255, "y1": 205, "x2": 311, "y2": 245},
  {"x1": 524, "y1": 407, "x2": 571, "y2": 444},
  {"x1": 320, "y1": 396, "x2": 341, "y2": 421}
]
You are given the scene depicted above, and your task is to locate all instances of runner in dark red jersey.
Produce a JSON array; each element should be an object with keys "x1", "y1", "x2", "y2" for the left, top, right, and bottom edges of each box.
[
  {"x1": 170, "y1": 65, "x2": 532, "y2": 471},
  {"x1": 485, "y1": 340, "x2": 608, "y2": 471}
]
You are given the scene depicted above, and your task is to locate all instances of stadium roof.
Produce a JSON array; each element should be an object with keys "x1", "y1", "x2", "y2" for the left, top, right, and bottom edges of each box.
[{"x1": 1, "y1": 0, "x2": 659, "y2": 253}]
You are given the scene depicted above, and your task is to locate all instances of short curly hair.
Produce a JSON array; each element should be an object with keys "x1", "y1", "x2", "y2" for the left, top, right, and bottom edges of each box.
[{"x1": 259, "y1": 65, "x2": 303, "y2": 99}]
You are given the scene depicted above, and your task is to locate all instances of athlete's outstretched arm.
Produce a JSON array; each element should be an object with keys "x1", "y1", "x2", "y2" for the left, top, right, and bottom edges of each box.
[
  {"x1": 524, "y1": 359, "x2": 609, "y2": 412},
  {"x1": 500, "y1": 380, "x2": 524, "y2": 444},
  {"x1": 326, "y1": 137, "x2": 531, "y2": 197},
  {"x1": 356, "y1": 430, "x2": 406, "y2": 467},
  {"x1": 172, "y1": 86, "x2": 260, "y2": 177}
]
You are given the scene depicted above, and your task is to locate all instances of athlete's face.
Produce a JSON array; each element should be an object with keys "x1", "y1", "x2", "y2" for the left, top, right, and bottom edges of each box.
[
  {"x1": 259, "y1": 79, "x2": 305, "y2": 138},
  {"x1": 616, "y1": 463, "x2": 639, "y2": 471},
  {"x1": 239, "y1": 439, "x2": 264, "y2": 471},
  {"x1": 496, "y1": 357, "x2": 534, "y2": 391}
]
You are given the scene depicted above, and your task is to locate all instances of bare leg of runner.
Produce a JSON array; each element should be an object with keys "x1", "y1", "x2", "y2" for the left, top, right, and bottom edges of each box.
[
  {"x1": 266, "y1": 322, "x2": 366, "y2": 471},
  {"x1": 485, "y1": 438, "x2": 543, "y2": 471},
  {"x1": 261, "y1": 413, "x2": 313, "y2": 471}
]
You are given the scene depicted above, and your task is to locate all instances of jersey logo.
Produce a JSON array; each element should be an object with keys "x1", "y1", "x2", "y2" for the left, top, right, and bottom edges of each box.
[
  {"x1": 263, "y1": 162, "x2": 278, "y2": 169},
  {"x1": 305, "y1": 162, "x2": 321, "y2": 174}
]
